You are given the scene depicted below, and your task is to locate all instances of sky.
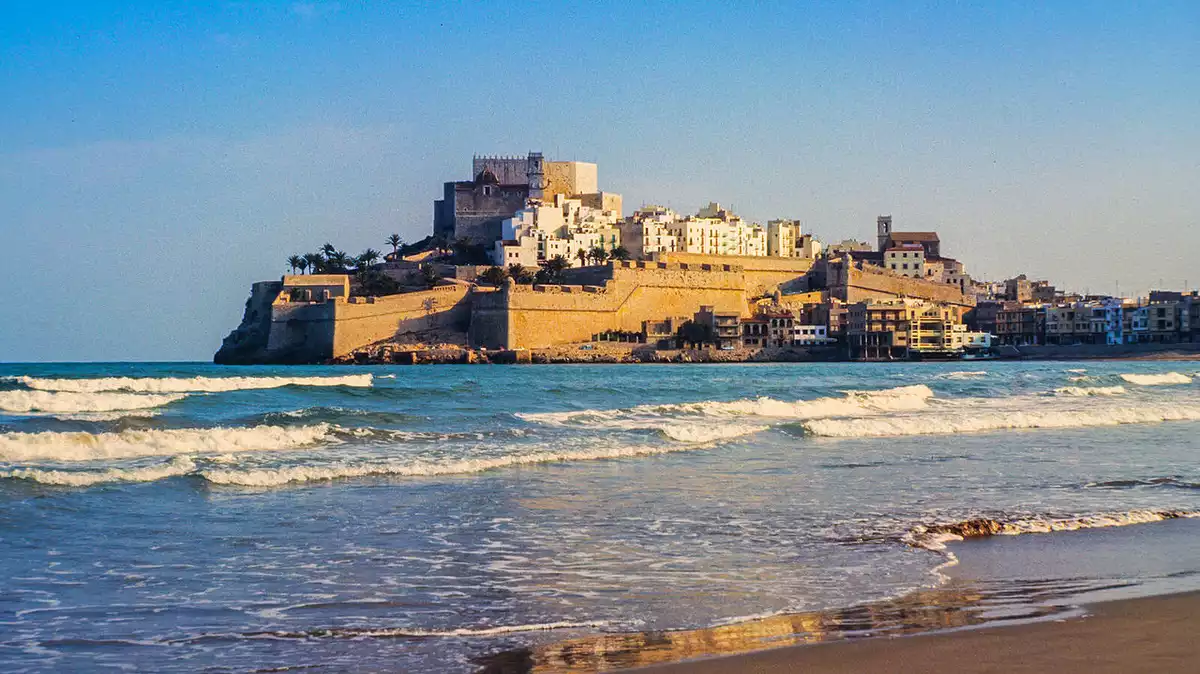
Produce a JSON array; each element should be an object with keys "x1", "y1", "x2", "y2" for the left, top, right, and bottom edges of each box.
[{"x1": 1, "y1": 1, "x2": 1197, "y2": 362}]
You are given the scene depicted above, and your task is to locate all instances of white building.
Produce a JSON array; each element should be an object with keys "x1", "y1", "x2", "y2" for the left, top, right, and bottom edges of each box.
[
  {"x1": 793, "y1": 324, "x2": 832, "y2": 345},
  {"x1": 493, "y1": 193, "x2": 623, "y2": 267},
  {"x1": 885, "y1": 244, "x2": 925, "y2": 277}
]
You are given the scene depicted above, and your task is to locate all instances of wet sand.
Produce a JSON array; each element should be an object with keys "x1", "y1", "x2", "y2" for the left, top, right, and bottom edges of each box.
[{"x1": 632, "y1": 590, "x2": 1200, "y2": 673}]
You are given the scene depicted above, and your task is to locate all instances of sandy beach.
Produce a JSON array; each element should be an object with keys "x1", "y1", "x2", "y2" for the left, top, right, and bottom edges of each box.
[{"x1": 633, "y1": 590, "x2": 1200, "y2": 673}]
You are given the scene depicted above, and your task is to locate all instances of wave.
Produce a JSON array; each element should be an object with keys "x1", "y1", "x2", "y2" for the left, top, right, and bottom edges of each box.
[
  {"x1": 1051, "y1": 385, "x2": 1126, "y2": 397},
  {"x1": 519, "y1": 385, "x2": 935, "y2": 428},
  {"x1": 659, "y1": 424, "x2": 769, "y2": 443},
  {"x1": 1085, "y1": 477, "x2": 1200, "y2": 490},
  {"x1": 937, "y1": 371, "x2": 987, "y2": 380},
  {"x1": 0, "y1": 390, "x2": 185, "y2": 414},
  {"x1": 905, "y1": 510, "x2": 1200, "y2": 551},
  {"x1": 200, "y1": 442, "x2": 704, "y2": 487},
  {"x1": 0, "y1": 424, "x2": 336, "y2": 462},
  {"x1": 8, "y1": 374, "x2": 373, "y2": 394},
  {"x1": 801, "y1": 402, "x2": 1200, "y2": 438},
  {"x1": 1119, "y1": 372, "x2": 1192, "y2": 386},
  {"x1": 1, "y1": 456, "x2": 197, "y2": 487}
]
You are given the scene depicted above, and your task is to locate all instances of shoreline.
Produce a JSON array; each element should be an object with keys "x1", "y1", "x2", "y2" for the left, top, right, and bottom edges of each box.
[
  {"x1": 327, "y1": 344, "x2": 1200, "y2": 366},
  {"x1": 630, "y1": 591, "x2": 1200, "y2": 673},
  {"x1": 475, "y1": 518, "x2": 1200, "y2": 673}
]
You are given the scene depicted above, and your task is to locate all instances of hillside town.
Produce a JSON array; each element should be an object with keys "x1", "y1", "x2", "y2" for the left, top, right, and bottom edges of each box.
[{"x1": 219, "y1": 152, "x2": 1199, "y2": 364}]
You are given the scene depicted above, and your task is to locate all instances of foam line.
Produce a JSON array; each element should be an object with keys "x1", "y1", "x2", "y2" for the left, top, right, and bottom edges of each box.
[{"x1": 10, "y1": 374, "x2": 373, "y2": 393}]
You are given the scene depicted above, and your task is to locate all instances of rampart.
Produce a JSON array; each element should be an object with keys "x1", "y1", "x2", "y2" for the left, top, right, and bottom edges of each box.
[
  {"x1": 656, "y1": 252, "x2": 814, "y2": 296},
  {"x1": 832, "y1": 261, "x2": 975, "y2": 307},
  {"x1": 470, "y1": 260, "x2": 750, "y2": 349}
]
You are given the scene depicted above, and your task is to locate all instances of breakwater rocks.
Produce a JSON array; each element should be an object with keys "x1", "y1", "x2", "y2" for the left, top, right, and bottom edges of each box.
[{"x1": 329, "y1": 345, "x2": 842, "y2": 366}]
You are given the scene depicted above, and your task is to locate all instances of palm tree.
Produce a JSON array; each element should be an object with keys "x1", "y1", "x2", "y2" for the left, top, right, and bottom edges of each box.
[
  {"x1": 296, "y1": 257, "x2": 309, "y2": 274},
  {"x1": 303, "y1": 253, "x2": 324, "y2": 274},
  {"x1": 576, "y1": 248, "x2": 587, "y2": 266},
  {"x1": 508, "y1": 264, "x2": 534, "y2": 284},
  {"x1": 610, "y1": 245, "x2": 631, "y2": 261},
  {"x1": 357, "y1": 248, "x2": 382, "y2": 270},
  {"x1": 326, "y1": 251, "x2": 351, "y2": 273},
  {"x1": 478, "y1": 266, "x2": 509, "y2": 286},
  {"x1": 287, "y1": 255, "x2": 303, "y2": 274},
  {"x1": 589, "y1": 246, "x2": 608, "y2": 265},
  {"x1": 545, "y1": 255, "x2": 570, "y2": 282},
  {"x1": 386, "y1": 234, "x2": 403, "y2": 258},
  {"x1": 321, "y1": 243, "x2": 337, "y2": 258}
]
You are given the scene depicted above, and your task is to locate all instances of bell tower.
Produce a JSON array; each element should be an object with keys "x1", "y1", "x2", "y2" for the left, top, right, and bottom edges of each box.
[
  {"x1": 527, "y1": 152, "x2": 546, "y2": 202},
  {"x1": 877, "y1": 215, "x2": 892, "y2": 252}
]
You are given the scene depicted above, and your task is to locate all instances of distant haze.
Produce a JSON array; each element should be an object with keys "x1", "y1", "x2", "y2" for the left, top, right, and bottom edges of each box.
[{"x1": 1, "y1": 2, "x2": 1196, "y2": 361}]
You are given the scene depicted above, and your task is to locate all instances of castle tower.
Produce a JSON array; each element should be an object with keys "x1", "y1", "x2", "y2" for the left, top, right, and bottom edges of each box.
[
  {"x1": 527, "y1": 151, "x2": 546, "y2": 202},
  {"x1": 877, "y1": 215, "x2": 892, "y2": 252}
]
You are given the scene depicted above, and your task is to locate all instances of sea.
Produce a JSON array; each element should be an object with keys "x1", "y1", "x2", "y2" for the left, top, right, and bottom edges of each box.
[{"x1": 1, "y1": 361, "x2": 1198, "y2": 672}]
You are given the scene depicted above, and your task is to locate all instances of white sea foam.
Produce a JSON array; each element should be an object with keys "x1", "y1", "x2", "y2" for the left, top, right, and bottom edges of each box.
[
  {"x1": 1119, "y1": 372, "x2": 1193, "y2": 386},
  {"x1": 906, "y1": 510, "x2": 1200, "y2": 551},
  {"x1": 11, "y1": 374, "x2": 373, "y2": 394},
  {"x1": 659, "y1": 424, "x2": 769, "y2": 443},
  {"x1": 519, "y1": 384, "x2": 935, "y2": 428},
  {"x1": 0, "y1": 424, "x2": 336, "y2": 462},
  {"x1": 937, "y1": 371, "x2": 987, "y2": 380},
  {"x1": 1051, "y1": 385, "x2": 1126, "y2": 397},
  {"x1": 803, "y1": 402, "x2": 1200, "y2": 438},
  {"x1": 0, "y1": 390, "x2": 185, "y2": 414},
  {"x1": 201, "y1": 442, "x2": 702, "y2": 486},
  {"x1": 1, "y1": 457, "x2": 198, "y2": 486},
  {"x1": 345, "y1": 619, "x2": 611, "y2": 638}
]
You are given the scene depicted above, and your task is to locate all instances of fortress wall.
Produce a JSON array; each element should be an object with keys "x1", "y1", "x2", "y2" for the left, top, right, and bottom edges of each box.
[
  {"x1": 843, "y1": 265, "x2": 974, "y2": 307},
  {"x1": 330, "y1": 285, "x2": 471, "y2": 356},
  {"x1": 655, "y1": 252, "x2": 814, "y2": 296},
  {"x1": 266, "y1": 302, "x2": 338, "y2": 362},
  {"x1": 497, "y1": 262, "x2": 751, "y2": 348},
  {"x1": 467, "y1": 288, "x2": 509, "y2": 349}
]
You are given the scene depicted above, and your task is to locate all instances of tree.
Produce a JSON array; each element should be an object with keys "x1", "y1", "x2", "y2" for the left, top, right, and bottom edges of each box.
[
  {"x1": 508, "y1": 264, "x2": 534, "y2": 284},
  {"x1": 386, "y1": 234, "x2": 403, "y2": 257},
  {"x1": 545, "y1": 255, "x2": 571, "y2": 282},
  {"x1": 576, "y1": 248, "x2": 588, "y2": 266},
  {"x1": 478, "y1": 266, "x2": 509, "y2": 286},
  {"x1": 589, "y1": 246, "x2": 609, "y2": 265},
  {"x1": 287, "y1": 255, "x2": 303, "y2": 274},
  {"x1": 321, "y1": 242, "x2": 337, "y2": 258},
  {"x1": 326, "y1": 251, "x2": 351, "y2": 273},
  {"x1": 677, "y1": 320, "x2": 716, "y2": 348},
  {"x1": 420, "y1": 263, "x2": 441, "y2": 289},
  {"x1": 303, "y1": 253, "x2": 325, "y2": 274},
  {"x1": 296, "y1": 257, "x2": 309, "y2": 274},
  {"x1": 357, "y1": 248, "x2": 381, "y2": 270},
  {"x1": 610, "y1": 245, "x2": 631, "y2": 261},
  {"x1": 355, "y1": 269, "x2": 400, "y2": 297}
]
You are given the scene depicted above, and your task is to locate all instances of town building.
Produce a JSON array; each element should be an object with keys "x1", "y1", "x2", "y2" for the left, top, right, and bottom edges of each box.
[
  {"x1": 435, "y1": 152, "x2": 622, "y2": 245},
  {"x1": 846, "y1": 299, "x2": 967, "y2": 360},
  {"x1": 885, "y1": 244, "x2": 926, "y2": 278}
]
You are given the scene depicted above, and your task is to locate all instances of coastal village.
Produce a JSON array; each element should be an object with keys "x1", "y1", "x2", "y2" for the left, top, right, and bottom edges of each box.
[{"x1": 216, "y1": 152, "x2": 1200, "y2": 365}]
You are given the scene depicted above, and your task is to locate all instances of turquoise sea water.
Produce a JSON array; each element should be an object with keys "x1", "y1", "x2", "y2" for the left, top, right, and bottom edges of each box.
[{"x1": 1, "y1": 361, "x2": 1198, "y2": 671}]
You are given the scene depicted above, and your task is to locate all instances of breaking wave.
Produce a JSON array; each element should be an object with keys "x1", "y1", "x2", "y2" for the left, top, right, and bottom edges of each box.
[
  {"x1": 1051, "y1": 385, "x2": 1126, "y2": 397},
  {"x1": 905, "y1": 510, "x2": 1200, "y2": 551},
  {"x1": 519, "y1": 384, "x2": 935, "y2": 428},
  {"x1": 0, "y1": 424, "x2": 337, "y2": 462},
  {"x1": 200, "y1": 442, "x2": 703, "y2": 487},
  {"x1": 1119, "y1": 372, "x2": 1192, "y2": 386},
  {"x1": 1, "y1": 456, "x2": 197, "y2": 487},
  {"x1": 9, "y1": 374, "x2": 373, "y2": 394},
  {"x1": 659, "y1": 424, "x2": 769, "y2": 443},
  {"x1": 937, "y1": 371, "x2": 987, "y2": 380},
  {"x1": 801, "y1": 403, "x2": 1200, "y2": 438},
  {"x1": 0, "y1": 390, "x2": 186, "y2": 414}
]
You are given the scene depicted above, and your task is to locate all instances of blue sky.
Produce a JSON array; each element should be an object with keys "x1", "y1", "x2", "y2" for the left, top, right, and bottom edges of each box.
[{"x1": 1, "y1": 1, "x2": 1197, "y2": 361}]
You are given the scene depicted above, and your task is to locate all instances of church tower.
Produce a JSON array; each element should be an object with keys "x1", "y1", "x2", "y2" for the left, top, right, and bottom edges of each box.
[
  {"x1": 527, "y1": 152, "x2": 546, "y2": 202},
  {"x1": 877, "y1": 215, "x2": 892, "y2": 252}
]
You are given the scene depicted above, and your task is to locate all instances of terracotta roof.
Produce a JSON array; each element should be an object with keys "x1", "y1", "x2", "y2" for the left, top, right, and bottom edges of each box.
[{"x1": 888, "y1": 232, "x2": 940, "y2": 242}]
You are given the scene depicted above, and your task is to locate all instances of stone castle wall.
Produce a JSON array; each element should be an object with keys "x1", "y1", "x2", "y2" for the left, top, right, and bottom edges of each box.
[
  {"x1": 471, "y1": 261, "x2": 752, "y2": 349},
  {"x1": 657, "y1": 252, "x2": 815, "y2": 296}
]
